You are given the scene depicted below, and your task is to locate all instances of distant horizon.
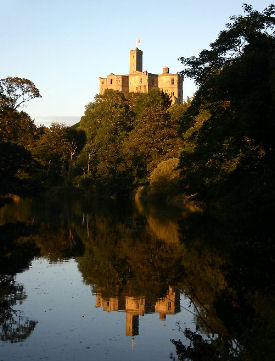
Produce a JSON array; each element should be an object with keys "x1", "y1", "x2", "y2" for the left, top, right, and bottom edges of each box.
[
  {"x1": 33, "y1": 115, "x2": 81, "y2": 127},
  {"x1": 31, "y1": 92, "x2": 194, "y2": 127},
  {"x1": 2, "y1": 0, "x2": 270, "y2": 123}
]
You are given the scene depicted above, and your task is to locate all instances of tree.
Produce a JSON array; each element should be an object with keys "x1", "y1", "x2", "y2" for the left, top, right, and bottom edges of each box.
[
  {"x1": 132, "y1": 88, "x2": 171, "y2": 116},
  {"x1": 178, "y1": 4, "x2": 275, "y2": 208},
  {"x1": 80, "y1": 89, "x2": 133, "y2": 142},
  {"x1": 123, "y1": 105, "x2": 183, "y2": 181},
  {"x1": 0, "y1": 77, "x2": 41, "y2": 110},
  {"x1": 148, "y1": 158, "x2": 181, "y2": 198},
  {"x1": 34, "y1": 124, "x2": 86, "y2": 185},
  {"x1": 0, "y1": 77, "x2": 42, "y2": 196},
  {"x1": 0, "y1": 108, "x2": 37, "y2": 149},
  {"x1": 179, "y1": 4, "x2": 275, "y2": 85},
  {"x1": 78, "y1": 90, "x2": 134, "y2": 194},
  {"x1": 0, "y1": 143, "x2": 35, "y2": 195}
]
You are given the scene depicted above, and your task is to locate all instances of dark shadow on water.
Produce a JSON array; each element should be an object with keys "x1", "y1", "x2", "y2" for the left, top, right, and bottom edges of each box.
[{"x1": 0, "y1": 196, "x2": 274, "y2": 359}]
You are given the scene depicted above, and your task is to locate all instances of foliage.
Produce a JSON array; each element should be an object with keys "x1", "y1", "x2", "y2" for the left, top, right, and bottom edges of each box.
[
  {"x1": 80, "y1": 89, "x2": 133, "y2": 141},
  {"x1": 123, "y1": 105, "x2": 184, "y2": 182},
  {"x1": 34, "y1": 123, "x2": 86, "y2": 185},
  {"x1": 148, "y1": 158, "x2": 181, "y2": 197},
  {"x1": 0, "y1": 108, "x2": 37, "y2": 149},
  {"x1": 132, "y1": 88, "x2": 171, "y2": 116},
  {"x1": 0, "y1": 77, "x2": 41, "y2": 111},
  {"x1": 179, "y1": 4, "x2": 275, "y2": 85},
  {"x1": 78, "y1": 90, "x2": 134, "y2": 195},
  {"x1": 178, "y1": 4, "x2": 275, "y2": 209},
  {"x1": 168, "y1": 98, "x2": 192, "y2": 124},
  {"x1": 0, "y1": 143, "x2": 35, "y2": 195},
  {"x1": 0, "y1": 77, "x2": 42, "y2": 196},
  {"x1": 77, "y1": 89, "x2": 188, "y2": 195}
]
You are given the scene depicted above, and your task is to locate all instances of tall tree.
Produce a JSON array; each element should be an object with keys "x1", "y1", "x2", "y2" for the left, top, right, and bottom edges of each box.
[
  {"x1": 0, "y1": 109, "x2": 37, "y2": 149},
  {"x1": 79, "y1": 90, "x2": 134, "y2": 194},
  {"x1": 122, "y1": 91, "x2": 184, "y2": 182},
  {"x1": 178, "y1": 4, "x2": 275, "y2": 209},
  {"x1": 0, "y1": 77, "x2": 41, "y2": 110},
  {"x1": 34, "y1": 124, "x2": 86, "y2": 185}
]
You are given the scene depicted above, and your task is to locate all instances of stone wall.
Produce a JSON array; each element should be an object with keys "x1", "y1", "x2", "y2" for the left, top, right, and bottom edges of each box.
[
  {"x1": 99, "y1": 74, "x2": 129, "y2": 95},
  {"x1": 99, "y1": 48, "x2": 183, "y2": 103},
  {"x1": 158, "y1": 71, "x2": 183, "y2": 104},
  {"x1": 130, "y1": 48, "x2": 143, "y2": 73}
]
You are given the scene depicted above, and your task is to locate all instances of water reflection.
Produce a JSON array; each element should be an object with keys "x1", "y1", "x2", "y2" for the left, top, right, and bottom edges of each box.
[
  {"x1": 95, "y1": 287, "x2": 180, "y2": 336},
  {"x1": 0, "y1": 196, "x2": 274, "y2": 361},
  {"x1": 0, "y1": 215, "x2": 39, "y2": 344},
  {"x1": 0, "y1": 275, "x2": 37, "y2": 343}
]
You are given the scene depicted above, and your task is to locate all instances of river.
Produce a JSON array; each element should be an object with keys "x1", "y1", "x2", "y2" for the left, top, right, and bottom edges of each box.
[{"x1": 0, "y1": 196, "x2": 274, "y2": 361}]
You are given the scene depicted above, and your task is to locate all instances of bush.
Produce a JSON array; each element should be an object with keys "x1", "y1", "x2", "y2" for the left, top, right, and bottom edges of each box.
[{"x1": 149, "y1": 158, "x2": 181, "y2": 197}]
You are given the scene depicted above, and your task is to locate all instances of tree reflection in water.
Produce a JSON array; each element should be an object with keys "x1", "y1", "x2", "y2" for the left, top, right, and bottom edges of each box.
[
  {"x1": 0, "y1": 275, "x2": 37, "y2": 343},
  {"x1": 0, "y1": 196, "x2": 274, "y2": 360},
  {"x1": 0, "y1": 219, "x2": 39, "y2": 343},
  {"x1": 170, "y1": 208, "x2": 275, "y2": 361}
]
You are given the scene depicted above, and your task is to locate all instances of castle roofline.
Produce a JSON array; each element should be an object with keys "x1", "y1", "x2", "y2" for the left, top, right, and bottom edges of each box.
[
  {"x1": 106, "y1": 73, "x2": 129, "y2": 77},
  {"x1": 158, "y1": 72, "x2": 181, "y2": 76}
]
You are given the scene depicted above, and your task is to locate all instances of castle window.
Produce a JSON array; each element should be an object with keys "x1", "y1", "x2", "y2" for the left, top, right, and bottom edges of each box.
[
  {"x1": 171, "y1": 79, "x2": 174, "y2": 85},
  {"x1": 110, "y1": 79, "x2": 113, "y2": 84},
  {"x1": 140, "y1": 78, "x2": 142, "y2": 84}
]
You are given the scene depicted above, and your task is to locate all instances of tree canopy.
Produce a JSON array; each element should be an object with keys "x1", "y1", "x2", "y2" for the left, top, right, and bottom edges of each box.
[
  {"x1": 0, "y1": 77, "x2": 41, "y2": 111},
  {"x1": 178, "y1": 4, "x2": 275, "y2": 210},
  {"x1": 179, "y1": 4, "x2": 275, "y2": 85}
]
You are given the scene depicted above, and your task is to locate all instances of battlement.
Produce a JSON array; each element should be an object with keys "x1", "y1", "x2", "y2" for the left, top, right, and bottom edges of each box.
[{"x1": 99, "y1": 48, "x2": 183, "y2": 104}]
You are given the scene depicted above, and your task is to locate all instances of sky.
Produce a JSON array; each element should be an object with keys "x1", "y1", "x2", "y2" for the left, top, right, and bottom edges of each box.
[{"x1": 0, "y1": 0, "x2": 272, "y2": 126}]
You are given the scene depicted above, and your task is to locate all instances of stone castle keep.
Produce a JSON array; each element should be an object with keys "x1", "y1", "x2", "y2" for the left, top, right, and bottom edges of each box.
[
  {"x1": 95, "y1": 287, "x2": 180, "y2": 337},
  {"x1": 99, "y1": 48, "x2": 183, "y2": 104}
]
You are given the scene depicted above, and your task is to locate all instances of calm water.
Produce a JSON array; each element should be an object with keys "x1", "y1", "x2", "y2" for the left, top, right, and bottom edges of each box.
[{"x1": 0, "y1": 197, "x2": 274, "y2": 361}]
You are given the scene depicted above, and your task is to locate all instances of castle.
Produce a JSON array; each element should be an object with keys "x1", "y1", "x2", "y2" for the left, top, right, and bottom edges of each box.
[
  {"x1": 99, "y1": 48, "x2": 183, "y2": 104},
  {"x1": 95, "y1": 286, "x2": 180, "y2": 336}
]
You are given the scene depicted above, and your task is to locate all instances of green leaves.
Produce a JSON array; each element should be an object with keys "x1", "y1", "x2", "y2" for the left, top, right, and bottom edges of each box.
[
  {"x1": 0, "y1": 77, "x2": 41, "y2": 111},
  {"x1": 179, "y1": 4, "x2": 275, "y2": 85},
  {"x1": 178, "y1": 4, "x2": 275, "y2": 207}
]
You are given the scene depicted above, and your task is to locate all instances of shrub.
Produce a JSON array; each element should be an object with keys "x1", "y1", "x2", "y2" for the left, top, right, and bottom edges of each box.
[{"x1": 149, "y1": 158, "x2": 181, "y2": 197}]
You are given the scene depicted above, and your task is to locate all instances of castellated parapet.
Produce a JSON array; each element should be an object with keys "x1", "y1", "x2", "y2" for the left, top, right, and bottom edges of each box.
[
  {"x1": 99, "y1": 48, "x2": 183, "y2": 104},
  {"x1": 95, "y1": 286, "x2": 180, "y2": 336}
]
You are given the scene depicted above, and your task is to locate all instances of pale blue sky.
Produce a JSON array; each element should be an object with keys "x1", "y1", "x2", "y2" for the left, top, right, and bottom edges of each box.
[{"x1": 0, "y1": 0, "x2": 271, "y2": 125}]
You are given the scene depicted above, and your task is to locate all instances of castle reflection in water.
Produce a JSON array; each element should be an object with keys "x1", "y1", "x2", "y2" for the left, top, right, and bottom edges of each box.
[{"x1": 95, "y1": 286, "x2": 180, "y2": 336}]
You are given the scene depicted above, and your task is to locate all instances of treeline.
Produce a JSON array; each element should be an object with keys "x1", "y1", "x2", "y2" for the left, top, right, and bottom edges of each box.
[
  {"x1": 0, "y1": 79, "x2": 188, "y2": 198},
  {"x1": 0, "y1": 76, "x2": 190, "y2": 199},
  {"x1": 76, "y1": 88, "x2": 188, "y2": 196},
  {"x1": 0, "y1": 78, "x2": 86, "y2": 197},
  {"x1": 1, "y1": 4, "x2": 274, "y2": 214}
]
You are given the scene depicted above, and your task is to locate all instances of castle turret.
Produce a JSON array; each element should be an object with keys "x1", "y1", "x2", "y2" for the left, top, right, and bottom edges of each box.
[
  {"x1": 130, "y1": 48, "x2": 143, "y2": 73},
  {"x1": 99, "y1": 48, "x2": 183, "y2": 103}
]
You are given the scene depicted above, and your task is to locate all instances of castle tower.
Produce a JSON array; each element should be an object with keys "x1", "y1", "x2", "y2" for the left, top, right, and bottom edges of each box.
[
  {"x1": 126, "y1": 313, "x2": 139, "y2": 336},
  {"x1": 130, "y1": 48, "x2": 143, "y2": 73},
  {"x1": 99, "y1": 48, "x2": 183, "y2": 103}
]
